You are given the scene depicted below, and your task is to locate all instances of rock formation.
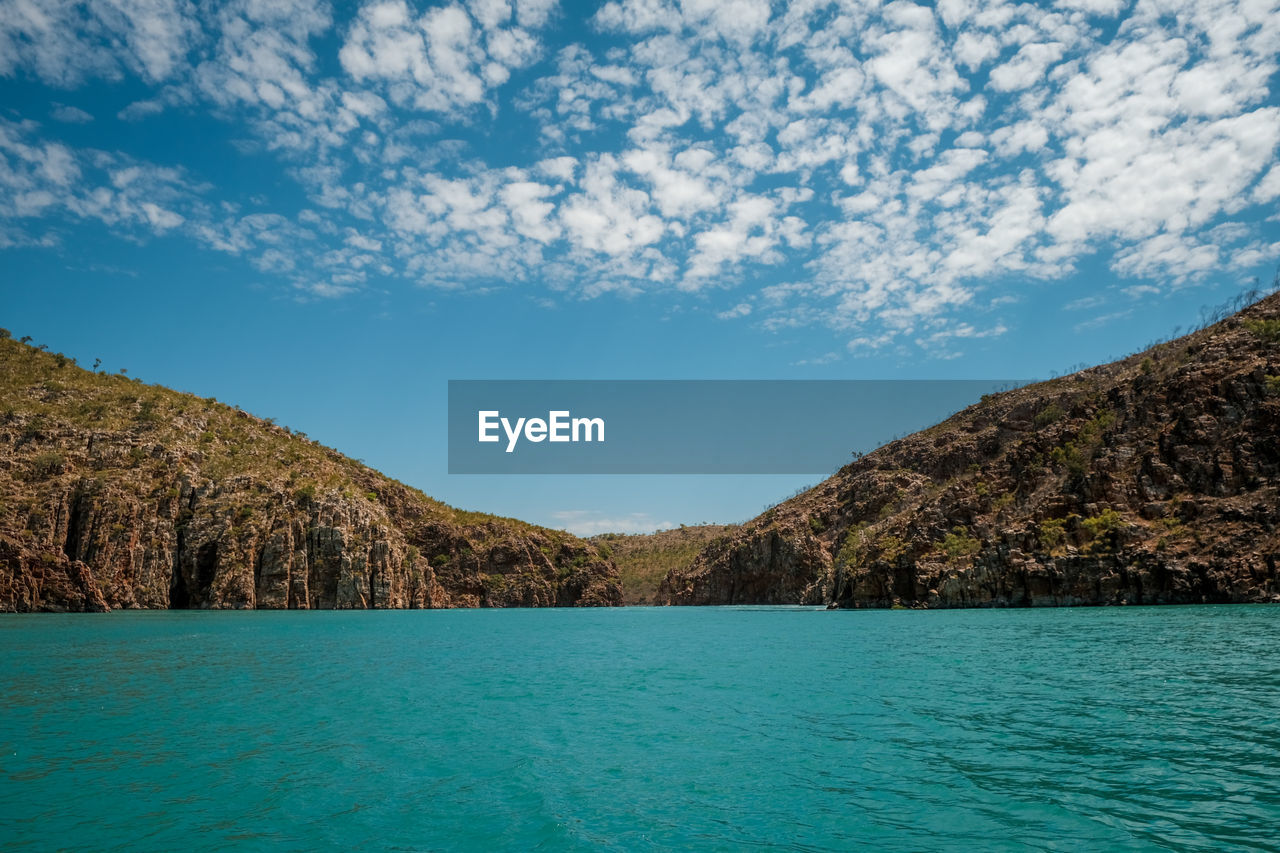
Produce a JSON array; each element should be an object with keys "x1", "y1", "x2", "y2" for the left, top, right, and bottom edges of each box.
[
  {"x1": 0, "y1": 336, "x2": 621, "y2": 611},
  {"x1": 658, "y1": 291, "x2": 1280, "y2": 608}
]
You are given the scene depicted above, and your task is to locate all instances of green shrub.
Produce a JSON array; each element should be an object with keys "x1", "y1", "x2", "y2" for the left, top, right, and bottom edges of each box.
[
  {"x1": 1243, "y1": 318, "x2": 1280, "y2": 342},
  {"x1": 136, "y1": 400, "x2": 160, "y2": 423},
  {"x1": 941, "y1": 526, "x2": 980, "y2": 560},
  {"x1": 20, "y1": 416, "x2": 47, "y2": 442},
  {"x1": 835, "y1": 525, "x2": 867, "y2": 568},
  {"x1": 1050, "y1": 409, "x2": 1115, "y2": 476},
  {"x1": 1038, "y1": 517, "x2": 1067, "y2": 550},
  {"x1": 1081, "y1": 508, "x2": 1124, "y2": 543},
  {"x1": 30, "y1": 451, "x2": 65, "y2": 478},
  {"x1": 1050, "y1": 443, "x2": 1086, "y2": 475},
  {"x1": 876, "y1": 535, "x2": 907, "y2": 562},
  {"x1": 1034, "y1": 403, "x2": 1064, "y2": 427}
]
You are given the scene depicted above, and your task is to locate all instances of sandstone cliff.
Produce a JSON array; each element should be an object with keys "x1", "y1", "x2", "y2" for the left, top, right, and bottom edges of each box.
[
  {"x1": 0, "y1": 337, "x2": 621, "y2": 611},
  {"x1": 658, "y1": 291, "x2": 1280, "y2": 608}
]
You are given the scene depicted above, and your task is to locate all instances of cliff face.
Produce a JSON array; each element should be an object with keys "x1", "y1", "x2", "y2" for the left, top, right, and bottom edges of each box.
[
  {"x1": 0, "y1": 340, "x2": 621, "y2": 612},
  {"x1": 658, "y1": 292, "x2": 1280, "y2": 608}
]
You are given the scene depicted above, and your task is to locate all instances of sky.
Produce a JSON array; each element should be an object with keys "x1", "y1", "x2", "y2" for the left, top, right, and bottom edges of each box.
[{"x1": 2, "y1": 0, "x2": 1279, "y2": 535}]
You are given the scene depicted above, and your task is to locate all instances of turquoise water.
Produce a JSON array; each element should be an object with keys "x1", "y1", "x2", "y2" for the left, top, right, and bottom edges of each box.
[{"x1": 2, "y1": 606, "x2": 1279, "y2": 851}]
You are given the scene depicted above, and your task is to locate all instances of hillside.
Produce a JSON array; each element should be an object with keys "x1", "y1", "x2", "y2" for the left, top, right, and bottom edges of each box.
[
  {"x1": 592, "y1": 525, "x2": 737, "y2": 604},
  {"x1": 0, "y1": 336, "x2": 621, "y2": 611},
  {"x1": 658, "y1": 291, "x2": 1280, "y2": 608}
]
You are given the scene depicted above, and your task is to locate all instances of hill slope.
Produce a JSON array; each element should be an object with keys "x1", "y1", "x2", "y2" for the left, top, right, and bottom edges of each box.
[
  {"x1": 658, "y1": 292, "x2": 1280, "y2": 608},
  {"x1": 592, "y1": 525, "x2": 737, "y2": 604},
  {"x1": 0, "y1": 337, "x2": 621, "y2": 612}
]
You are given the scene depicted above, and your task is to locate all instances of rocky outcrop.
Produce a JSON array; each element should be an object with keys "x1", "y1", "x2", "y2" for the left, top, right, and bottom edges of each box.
[
  {"x1": 0, "y1": 339, "x2": 621, "y2": 612},
  {"x1": 658, "y1": 291, "x2": 1280, "y2": 608}
]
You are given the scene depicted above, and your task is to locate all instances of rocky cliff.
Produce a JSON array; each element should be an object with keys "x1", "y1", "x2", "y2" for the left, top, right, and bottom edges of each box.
[
  {"x1": 0, "y1": 337, "x2": 621, "y2": 611},
  {"x1": 658, "y1": 291, "x2": 1280, "y2": 608}
]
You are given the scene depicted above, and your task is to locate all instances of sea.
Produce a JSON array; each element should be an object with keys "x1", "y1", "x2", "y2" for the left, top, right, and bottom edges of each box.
[{"x1": 2, "y1": 605, "x2": 1278, "y2": 851}]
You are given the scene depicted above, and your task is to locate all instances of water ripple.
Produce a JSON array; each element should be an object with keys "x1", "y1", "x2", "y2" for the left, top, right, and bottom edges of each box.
[{"x1": 2, "y1": 605, "x2": 1279, "y2": 851}]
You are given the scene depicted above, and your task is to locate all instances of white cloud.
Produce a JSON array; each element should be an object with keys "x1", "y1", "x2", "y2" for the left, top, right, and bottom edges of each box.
[
  {"x1": 2, "y1": 0, "x2": 1279, "y2": 354},
  {"x1": 49, "y1": 104, "x2": 94, "y2": 123},
  {"x1": 1112, "y1": 234, "x2": 1221, "y2": 281},
  {"x1": 560, "y1": 155, "x2": 666, "y2": 258},
  {"x1": 990, "y1": 120, "x2": 1048, "y2": 156},
  {"x1": 622, "y1": 143, "x2": 724, "y2": 217},
  {"x1": 953, "y1": 31, "x2": 1000, "y2": 71},
  {"x1": 916, "y1": 321, "x2": 1008, "y2": 351},
  {"x1": 686, "y1": 193, "x2": 787, "y2": 283},
  {"x1": 1074, "y1": 308, "x2": 1134, "y2": 332},
  {"x1": 536, "y1": 155, "x2": 577, "y2": 181},
  {"x1": 1254, "y1": 164, "x2": 1280, "y2": 203},
  {"x1": 0, "y1": 0, "x2": 200, "y2": 86},
  {"x1": 501, "y1": 180, "x2": 561, "y2": 242},
  {"x1": 345, "y1": 231, "x2": 382, "y2": 251},
  {"x1": 551, "y1": 510, "x2": 674, "y2": 536},
  {"x1": 988, "y1": 42, "x2": 1064, "y2": 92},
  {"x1": 1064, "y1": 294, "x2": 1106, "y2": 311},
  {"x1": 340, "y1": 0, "x2": 543, "y2": 113},
  {"x1": 0, "y1": 119, "x2": 198, "y2": 237},
  {"x1": 716, "y1": 302, "x2": 751, "y2": 319},
  {"x1": 516, "y1": 0, "x2": 557, "y2": 29}
]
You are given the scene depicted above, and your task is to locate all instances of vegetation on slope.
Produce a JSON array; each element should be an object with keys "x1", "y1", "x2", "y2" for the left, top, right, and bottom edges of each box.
[
  {"x1": 592, "y1": 525, "x2": 737, "y2": 604},
  {"x1": 0, "y1": 331, "x2": 620, "y2": 611},
  {"x1": 659, "y1": 288, "x2": 1280, "y2": 608}
]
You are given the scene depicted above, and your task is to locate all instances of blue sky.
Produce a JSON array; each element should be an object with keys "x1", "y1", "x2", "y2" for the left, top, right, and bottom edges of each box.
[{"x1": 2, "y1": 0, "x2": 1279, "y2": 534}]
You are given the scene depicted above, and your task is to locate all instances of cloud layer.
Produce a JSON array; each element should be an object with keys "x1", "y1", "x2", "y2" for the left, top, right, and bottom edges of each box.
[{"x1": 2, "y1": 0, "x2": 1278, "y2": 349}]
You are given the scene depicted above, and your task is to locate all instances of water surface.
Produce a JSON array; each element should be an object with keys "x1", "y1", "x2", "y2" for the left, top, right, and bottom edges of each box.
[{"x1": 3, "y1": 606, "x2": 1278, "y2": 851}]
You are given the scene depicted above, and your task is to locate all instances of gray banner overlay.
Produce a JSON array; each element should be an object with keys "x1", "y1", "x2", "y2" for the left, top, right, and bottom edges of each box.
[{"x1": 448, "y1": 380, "x2": 1022, "y2": 474}]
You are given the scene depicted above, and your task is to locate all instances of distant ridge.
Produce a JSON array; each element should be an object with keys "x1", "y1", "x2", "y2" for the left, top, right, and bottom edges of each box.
[
  {"x1": 591, "y1": 524, "x2": 737, "y2": 604},
  {"x1": 659, "y1": 290, "x2": 1280, "y2": 608},
  {"x1": 0, "y1": 335, "x2": 621, "y2": 612}
]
